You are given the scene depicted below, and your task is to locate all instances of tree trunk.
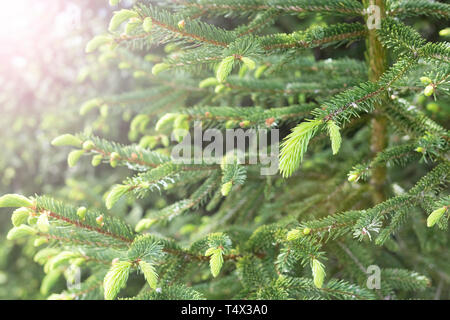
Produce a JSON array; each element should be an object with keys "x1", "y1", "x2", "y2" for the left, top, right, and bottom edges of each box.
[{"x1": 364, "y1": 0, "x2": 388, "y2": 204}]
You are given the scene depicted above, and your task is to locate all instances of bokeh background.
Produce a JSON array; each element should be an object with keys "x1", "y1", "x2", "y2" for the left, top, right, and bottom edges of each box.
[
  {"x1": 0, "y1": 0, "x2": 448, "y2": 299},
  {"x1": 0, "y1": 0, "x2": 132, "y2": 299}
]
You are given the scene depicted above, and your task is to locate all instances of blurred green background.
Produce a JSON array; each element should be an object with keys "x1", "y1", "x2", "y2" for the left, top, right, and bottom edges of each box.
[
  {"x1": 0, "y1": 0, "x2": 448, "y2": 299},
  {"x1": 0, "y1": 0, "x2": 126, "y2": 299}
]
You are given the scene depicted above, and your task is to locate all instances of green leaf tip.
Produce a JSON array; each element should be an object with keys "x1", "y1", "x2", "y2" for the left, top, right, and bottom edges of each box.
[
  {"x1": 152, "y1": 63, "x2": 170, "y2": 76},
  {"x1": 427, "y1": 206, "x2": 447, "y2": 227},
  {"x1": 7, "y1": 225, "x2": 37, "y2": 240},
  {"x1": 11, "y1": 208, "x2": 32, "y2": 227},
  {"x1": 155, "y1": 113, "x2": 178, "y2": 132},
  {"x1": 103, "y1": 261, "x2": 132, "y2": 300},
  {"x1": 80, "y1": 98, "x2": 102, "y2": 116},
  {"x1": 241, "y1": 57, "x2": 256, "y2": 70},
  {"x1": 199, "y1": 77, "x2": 218, "y2": 88},
  {"x1": 216, "y1": 56, "x2": 235, "y2": 83},
  {"x1": 51, "y1": 134, "x2": 82, "y2": 148},
  {"x1": 312, "y1": 258, "x2": 326, "y2": 289},
  {"x1": 67, "y1": 150, "x2": 85, "y2": 168},
  {"x1": 139, "y1": 260, "x2": 158, "y2": 289},
  {"x1": 105, "y1": 184, "x2": 129, "y2": 209},
  {"x1": 37, "y1": 214, "x2": 50, "y2": 233},
  {"x1": 135, "y1": 218, "x2": 157, "y2": 233},
  {"x1": 0, "y1": 194, "x2": 33, "y2": 208},
  {"x1": 286, "y1": 229, "x2": 301, "y2": 241},
  {"x1": 143, "y1": 17, "x2": 152, "y2": 33},
  {"x1": 279, "y1": 119, "x2": 322, "y2": 178},
  {"x1": 221, "y1": 181, "x2": 233, "y2": 196},
  {"x1": 205, "y1": 247, "x2": 224, "y2": 278},
  {"x1": 76, "y1": 206, "x2": 87, "y2": 220},
  {"x1": 327, "y1": 121, "x2": 342, "y2": 155},
  {"x1": 85, "y1": 35, "x2": 112, "y2": 53},
  {"x1": 109, "y1": 9, "x2": 138, "y2": 32}
]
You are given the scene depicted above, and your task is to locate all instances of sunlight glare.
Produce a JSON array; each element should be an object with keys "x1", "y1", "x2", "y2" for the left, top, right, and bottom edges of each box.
[{"x1": 0, "y1": 0, "x2": 31, "y2": 39}]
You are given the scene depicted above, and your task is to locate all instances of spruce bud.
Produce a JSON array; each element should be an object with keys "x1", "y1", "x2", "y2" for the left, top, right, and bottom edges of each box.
[
  {"x1": 77, "y1": 207, "x2": 87, "y2": 220},
  {"x1": 143, "y1": 17, "x2": 153, "y2": 33},
  {"x1": 427, "y1": 207, "x2": 447, "y2": 227},
  {"x1": 420, "y1": 76, "x2": 432, "y2": 85},
  {"x1": 286, "y1": 229, "x2": 300, "y2": 241},
  {"x1": 177, "y1": 20, "x2": 185, "y2": 30},
  {"x1": 239, "y1": 120, "x2": 250, "y2": 128},
  {"x1": 221, "y1": 181, "x2": 233, "y2": 196},
  {"x1": 92, "y1": 155, "x2": 103, "y2": 167},
  {"x1": 415, "y1": 147, "x2": 425, "y2": 154},
  {"x1": 110, "y1": 152, "x2": 120, "y2": 168},
  {"x1": 82, "y1": 140, "x2": 95, "y2": 151},
  {"x1": 423, "y1": 84, "x2": 434, "y2": 97},
  {"x1": 96, "y1": 215, "x2": 104, "y2": 226}
]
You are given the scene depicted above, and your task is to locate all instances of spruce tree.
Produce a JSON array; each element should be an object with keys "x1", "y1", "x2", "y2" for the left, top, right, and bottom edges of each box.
[{"x1": 1, "y1": 0, "x2": 449, "y2": 300}]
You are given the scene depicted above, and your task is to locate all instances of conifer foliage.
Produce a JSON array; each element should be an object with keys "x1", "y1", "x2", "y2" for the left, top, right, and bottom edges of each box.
[{"x1": 2, "y1": 0, "x2": 449, "y2": 299}]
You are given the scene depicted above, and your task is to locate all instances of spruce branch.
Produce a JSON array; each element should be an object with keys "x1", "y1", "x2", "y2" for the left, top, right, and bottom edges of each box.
[
  {"x1": 135, "y1": 3, "x2": 235, "y2": 47},
  {"x1": 179, "y1": 0, "x2": 365, "y2": 17},
  {"x1": 180, "y1": 104, "x2": 316, "y2": 129},
  {"x1": 260, "y1": 23, "x2": 367, "y2": 51},
  {"x1": 76, "y1": 134, "x2": 170, "y2": 170},
  {"x1": 316, "y1": 57, "x2": 418, "y2": 124},
  {"x1": 35, "y1": 196, "x2": 136, "y2": 245},
  {"x1": 378, "y1": 18, "x2": 450, "y2": 63},
  {"x1": 297, "y1": 161, "x2": 449, "y2": 242},
  {"x1": 7, "y1": 0, "x2": 449, "y2": 301},
  {"x1": 388, "y1": 0, "x2": 450, "y2": 19}
]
